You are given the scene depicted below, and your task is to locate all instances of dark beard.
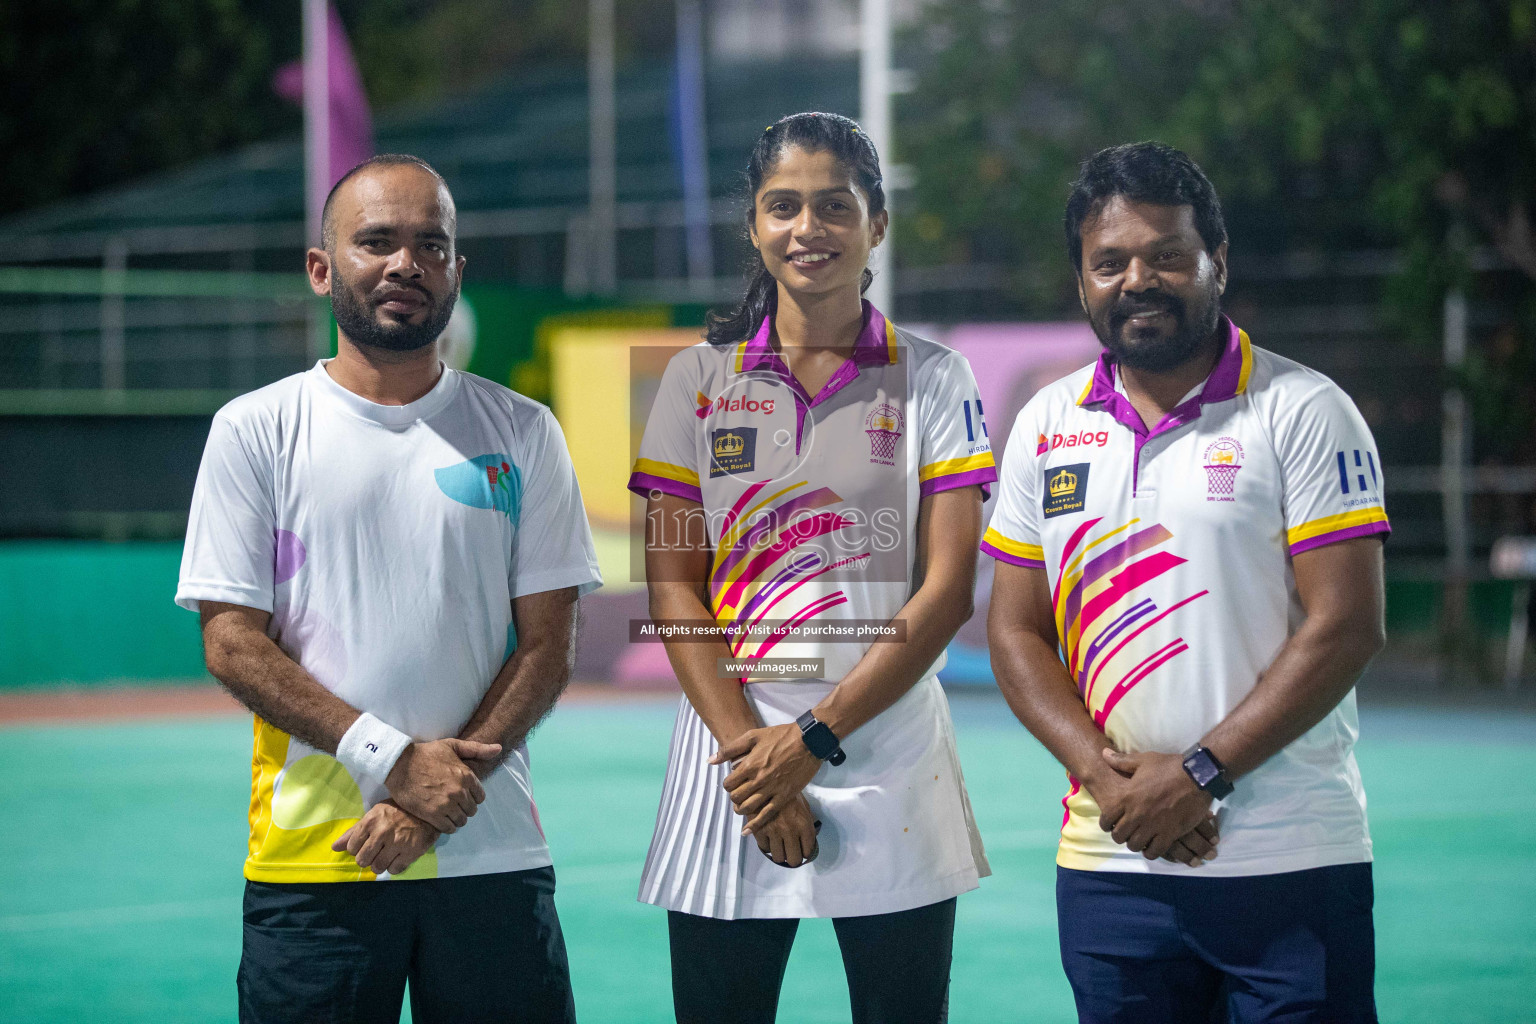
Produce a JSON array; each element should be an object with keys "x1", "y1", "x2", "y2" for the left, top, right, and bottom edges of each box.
[
  {"x1": 329, "y1": 268, "x2": 458, "y2": 353},
  {"x1": 1090, "y1": 286, "x2": 1221, "y2": 373}
]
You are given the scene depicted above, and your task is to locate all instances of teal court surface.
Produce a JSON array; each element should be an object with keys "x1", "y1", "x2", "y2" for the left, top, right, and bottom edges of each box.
[{"x1": 1, "y1": 692, "x2": 1533, "y2": 1024}]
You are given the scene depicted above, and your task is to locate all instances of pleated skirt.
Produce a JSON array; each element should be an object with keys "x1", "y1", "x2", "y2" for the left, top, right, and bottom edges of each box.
[{"x1": 637, "y1": 676, "x2": 989, "y2": 920}]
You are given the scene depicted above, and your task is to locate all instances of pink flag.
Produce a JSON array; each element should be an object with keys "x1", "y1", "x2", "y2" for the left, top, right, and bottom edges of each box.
[{"x1": 273, "y1": 4, "x2": 374, "y2": 202}]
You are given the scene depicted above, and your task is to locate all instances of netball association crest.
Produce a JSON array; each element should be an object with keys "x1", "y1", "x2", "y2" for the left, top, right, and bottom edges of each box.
[
  {"x1": 1202, "y1": 437, "x2": 1244, "y2": 501},
  {"x1": 864, "y1": 403, "x2": 904, "y2": 466}
]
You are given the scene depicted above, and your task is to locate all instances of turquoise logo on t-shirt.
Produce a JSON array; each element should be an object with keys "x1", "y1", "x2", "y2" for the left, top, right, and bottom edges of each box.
[{"x1": 435, "y1": 454, "x2": 521, "y2": 522}]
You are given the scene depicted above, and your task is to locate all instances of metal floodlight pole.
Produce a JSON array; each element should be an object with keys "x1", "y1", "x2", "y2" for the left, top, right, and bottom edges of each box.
[
  {"x1": 302, "y1": 0, "x2": 331, "y2": 359},
  {"x1": 589, "y1": 0, "x2": 618, "y2": 296},
  {"x1": 100, "y1": 236, "x2": 127, "y2": 390},
  {"x1": 1441, "y1": 282, "x2": 1471, "y2": 667},
  {"x1": 860, "y1": 0, "x2": 893, "y2": 315},
  {"x1": 676, "y1": 0, "x2": 714, "y2": 295}
]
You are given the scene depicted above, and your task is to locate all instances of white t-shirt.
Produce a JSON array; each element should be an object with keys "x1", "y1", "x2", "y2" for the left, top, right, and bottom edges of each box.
[
  {"x1": 983, "y1": 318, "x2": 1389, "y2": 877},
  {"x1": 177, "y1": 361, "x2": 602, "y2": 883},
  {"x1": 628, "y1": 303, "x2": 994, "y2": 918}
]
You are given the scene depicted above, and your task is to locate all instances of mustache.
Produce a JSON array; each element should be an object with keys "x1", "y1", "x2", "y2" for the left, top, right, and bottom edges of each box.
[
  {"x1": 1109, "y1": 291, "x2": 1184, "y2": 325},
  {"x1": 368, "y1": 282, "x2": 433, "y2": 304}
]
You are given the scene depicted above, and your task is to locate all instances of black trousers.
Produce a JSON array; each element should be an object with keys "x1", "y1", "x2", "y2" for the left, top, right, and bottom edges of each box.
[
  {"x1": 238, "y1": 867, "x2": 575, "y2": 1024},
  {"x1": 667, "y1": 898, "x2": 957, "y2": 1024}
]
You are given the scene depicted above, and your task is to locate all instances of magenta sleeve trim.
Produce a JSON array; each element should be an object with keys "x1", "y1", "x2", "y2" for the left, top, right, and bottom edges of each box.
[
  {"x1": 627, "y1": 472, "x2": 703, "y2": 504},
  {"x1": 1288, "y1": 520, "x2": 1390, "y2": 556},
  {"x1": 979, "y1": 540, "x2": 1047, "y2": 569},
  {"x1": 920, "y1": 466, "x2": 998, "y2": 501}
]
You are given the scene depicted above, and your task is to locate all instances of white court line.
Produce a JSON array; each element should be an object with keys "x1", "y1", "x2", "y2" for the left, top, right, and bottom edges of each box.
[{"x1": 0, "y1": 897, "x2": 233, "y2": 934}]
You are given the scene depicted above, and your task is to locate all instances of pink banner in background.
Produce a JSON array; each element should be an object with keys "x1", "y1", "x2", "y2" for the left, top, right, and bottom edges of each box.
[
  {"x1": 944, "y1": 322, "x2": 1102, "y2": 465},
  {"x1": 273, "y1": 4, "x2": 374, "y2": 198}
]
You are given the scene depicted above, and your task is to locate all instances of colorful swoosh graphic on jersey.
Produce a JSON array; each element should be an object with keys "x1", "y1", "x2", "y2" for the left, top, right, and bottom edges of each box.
[
  {"x1": 435, "y1": 454, "x2": 521, "y2": 522},
  {"x1": 1052, "y1": 516, "x2": 1207, "y2": 727},
  {"x1": 708, "y1": 478, "x2": 863, "y2": 662}
]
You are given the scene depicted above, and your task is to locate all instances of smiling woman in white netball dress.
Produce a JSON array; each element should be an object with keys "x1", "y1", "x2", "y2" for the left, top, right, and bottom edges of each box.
[{"x1": 628, "y1": 112, "x2": 994, "y2": 1024}]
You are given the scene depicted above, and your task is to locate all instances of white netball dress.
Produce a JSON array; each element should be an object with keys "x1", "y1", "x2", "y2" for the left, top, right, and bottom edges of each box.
[{"x1": 629, "y1": 303, "x2": 995, "y2": 919}]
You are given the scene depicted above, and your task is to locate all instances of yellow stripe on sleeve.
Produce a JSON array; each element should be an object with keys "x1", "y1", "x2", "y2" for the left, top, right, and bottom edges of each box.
[
  {"x1": 919, "y1": 452, "x2": 996, "y2": 481},
  {"x1": 1286, "y1": 507, "x2": 1389, "y2": 547},
  {"x1": 632, "y1": 458, "x2": 700, "y2": 487},
  {"x1": 982, "y1": 527, "x2": 1044, "y2": 563}
]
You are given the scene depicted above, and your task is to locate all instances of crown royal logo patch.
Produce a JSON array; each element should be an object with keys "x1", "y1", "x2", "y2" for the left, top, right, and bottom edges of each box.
[
  {"x1": 709, "y1": 427, "x2": 757, "y2": 477},
  {"x1": 1042, "y1": 462, "x2": 1090, "y2": 518}
]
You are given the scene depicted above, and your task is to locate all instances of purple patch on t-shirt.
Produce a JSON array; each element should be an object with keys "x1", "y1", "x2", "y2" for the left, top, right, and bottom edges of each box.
[
  {"x1": 278, "y1": 609, "x2": 348, "y2": 689},
  {"x1": 274, "y1": 529, "x2": 307, "y2": 584}
]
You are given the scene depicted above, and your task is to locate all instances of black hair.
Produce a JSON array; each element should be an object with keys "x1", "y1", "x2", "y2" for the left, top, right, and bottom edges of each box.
[
  {"x1": 1063, "y1": 142, "x2": 1226, "y2": 274},
  {"x1": 320, "y1": 154, "x2": 453, "y2": 251},
  {"x1": 705, "y1": 112, "x2": 886, "y2": 346}
]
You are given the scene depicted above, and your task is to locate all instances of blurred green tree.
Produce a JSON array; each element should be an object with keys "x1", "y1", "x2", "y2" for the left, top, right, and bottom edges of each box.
[
  {"x1": 0, "y1": 0, "x2": 674, "y2": 220},
  {"x1": 902, "y1": 0, "x2": 1536, "y2": 460},
  {"x1": 902, "y1": 0, "x2": 1536, "y2": 299},
  {"x1": 0, "y1": 0, "x2": 298, "y2": 218}
]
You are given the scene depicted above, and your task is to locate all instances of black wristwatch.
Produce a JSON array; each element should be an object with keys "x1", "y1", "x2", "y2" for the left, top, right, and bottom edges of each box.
[
  {"x1": 796, "y1": 710, "x2": 846, "y2": 766},
  {"x1": 1181, "y1": 744, "x2": 1234, "y2": 800}
]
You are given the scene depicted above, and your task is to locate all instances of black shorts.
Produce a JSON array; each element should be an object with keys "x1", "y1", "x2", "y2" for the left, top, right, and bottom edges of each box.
[{"x1": 238, "y1": 866, "x2": 575, "y2": 1024}]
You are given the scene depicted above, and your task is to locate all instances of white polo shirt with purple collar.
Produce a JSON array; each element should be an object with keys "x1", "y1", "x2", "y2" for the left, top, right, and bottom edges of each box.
[
  {"x1": 627, "y1": 302, "x2": 995, "y2": 919},
  {"x1": 983, "y1": 317, "x2": 1389, "y2": 877}
]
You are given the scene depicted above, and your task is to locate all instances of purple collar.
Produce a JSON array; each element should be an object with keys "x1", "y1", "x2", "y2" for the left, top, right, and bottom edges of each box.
[
  {"x1": 1077, "y1": 315, "x2": 1253, "y2": 439},
  {"x1": 734, "y1": 300, "x2": 898, "y2": 406}
]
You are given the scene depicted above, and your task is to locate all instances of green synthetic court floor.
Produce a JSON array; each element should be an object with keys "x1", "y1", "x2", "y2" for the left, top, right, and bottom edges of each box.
[{"x1": 1, "y1": 694, "x2": 1532, "y2": 1023}]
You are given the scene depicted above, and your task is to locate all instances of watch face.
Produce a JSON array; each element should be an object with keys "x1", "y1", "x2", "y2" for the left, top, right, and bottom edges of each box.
[{"x1": 1184, "y1": 751, "x2": 1219, "y2": 787}]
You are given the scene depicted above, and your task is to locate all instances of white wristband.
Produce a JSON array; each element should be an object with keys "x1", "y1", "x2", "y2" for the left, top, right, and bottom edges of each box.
[{"x1": 336, "y1": 712, "x2": 413, "y2": 789}]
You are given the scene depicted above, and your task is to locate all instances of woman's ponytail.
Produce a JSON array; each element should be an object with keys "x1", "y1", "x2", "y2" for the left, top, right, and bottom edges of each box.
[{"x1": 705, "y1": 259, "x2": 777, "y2": 346}]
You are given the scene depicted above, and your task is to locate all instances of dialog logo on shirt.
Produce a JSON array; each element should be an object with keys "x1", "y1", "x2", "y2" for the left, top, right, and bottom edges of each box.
[
  {"x1": 865, "y1": 403, "x2": 904, "y2": 466},
  {"x1": 1042, "y1": 463, "x2": 1090, "y2": 519},
  {"x1": 696, "y1": 391, "x2": 778, "y2": 419},
  {"x1": 710, "y1": 428, "x2": 757, "y2": 477},
  {"x1": 1037, "y1": 429, "x2": 1111, "y2": 456},
  {"x1": 1202, "y1": 437, "x2": 1244, "y2": 502}
]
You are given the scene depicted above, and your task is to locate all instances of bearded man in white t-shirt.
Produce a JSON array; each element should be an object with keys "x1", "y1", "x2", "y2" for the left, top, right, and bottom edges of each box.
[
  {"x1": 985, "y1": 143, "x2": 1386, "y2": 1023},
  {"x1": 177, "y1": 155, "x2": 601, "y2": 1023}
]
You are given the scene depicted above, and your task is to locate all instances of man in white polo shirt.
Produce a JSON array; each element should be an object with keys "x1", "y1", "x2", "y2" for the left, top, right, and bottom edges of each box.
[
  {"x1": 177, "y1": 155, "x2": 600, "y2": 1023},
  {"x1": 985, "y1": 142, "x2": 1387, "y2": 1023}
]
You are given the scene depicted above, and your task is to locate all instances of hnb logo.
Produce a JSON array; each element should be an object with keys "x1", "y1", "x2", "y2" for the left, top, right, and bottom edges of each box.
[{"x1": 1336, "y1": 450, "x2": 1378, "y2": 494}]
